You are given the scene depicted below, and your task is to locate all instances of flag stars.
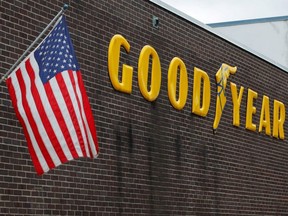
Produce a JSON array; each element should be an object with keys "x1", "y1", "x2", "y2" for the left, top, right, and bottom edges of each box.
[{"x1": 35, "y1": 17, "x2": 79, "y2": 80}]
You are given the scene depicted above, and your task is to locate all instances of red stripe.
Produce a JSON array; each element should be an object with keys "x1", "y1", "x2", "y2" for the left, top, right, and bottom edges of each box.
[
  {"x1": 77, "y1": 72, "x2": 99, "y2": 155},
  {"x1": 55, "y1": 72, "x2": 87, "y2": 157},
  {"x1": 6, "y1": 74, "x2": 44, "y2": 175},
  {"x1": 44, "y1": 76, "x2": 79, "y2": 159},
  {"x1": 25, "y1": 60, "x2": 68, "y2": 163},
  {"x1": 69, "y1": 71, "x2": 92, "y2": 157},
  {"x1": 15, "y1": 62, "x2": 55, "y2": 170}
]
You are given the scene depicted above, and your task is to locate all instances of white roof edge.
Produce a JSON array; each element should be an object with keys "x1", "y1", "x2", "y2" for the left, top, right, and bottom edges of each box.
[
  {"x1": 149, "y1": 0, "x2": 288, "y2": 72},
  {"x1": 208, "y1": 15, "x2": 288, "y2": 27}
]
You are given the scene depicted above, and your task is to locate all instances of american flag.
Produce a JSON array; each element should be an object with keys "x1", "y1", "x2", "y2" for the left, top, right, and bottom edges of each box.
[{"x1": 6, "y1": 16, "x2": 99, "y2": 175}]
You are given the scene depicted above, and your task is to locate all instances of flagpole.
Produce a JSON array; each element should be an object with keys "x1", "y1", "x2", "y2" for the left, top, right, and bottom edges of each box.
[{"x1": 0, "y1": 4, "x2": 69, "y2": 84}]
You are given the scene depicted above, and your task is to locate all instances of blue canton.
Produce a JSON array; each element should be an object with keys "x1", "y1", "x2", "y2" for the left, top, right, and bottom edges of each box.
[{"x1": 35, "y1": 16, "x2": 79, "y2": 83}]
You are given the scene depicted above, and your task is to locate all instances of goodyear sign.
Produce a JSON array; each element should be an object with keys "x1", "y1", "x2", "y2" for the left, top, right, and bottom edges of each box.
[{"x1": 108, "y1": 34, "x2": 285, "y2": 140}]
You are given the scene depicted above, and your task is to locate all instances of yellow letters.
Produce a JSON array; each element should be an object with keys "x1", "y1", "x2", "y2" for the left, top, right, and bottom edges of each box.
[
  {"x1": 192, "y1": 67, "x2": 210, "y2": 117},
  {"x1": 273, "y1": 100, "x2": 285, "y2": 139},
  {"x1": 246, "y1": 89, "x2": 258, "y2": 131},
  {"x1": 230, "y1": 82, "x2": 244, "y2": 127},
  {"x1": 259, "y1": 95, "x2": 271, "y2": 136},
  {"x1": 167, "y1": 57, "x2": 188, "y2": 110},
  {"x1": 213, "y1": 64, "x2": 237, "y2": 130},
  {"x1": 108, "y1": 34, "x2": 133, "y2": 93},
  {"x1": 138, "y1": 45, "x2": 161, "y2": 101},
  {"x1": 107, "y1": 34, "x2": 286, "y2": 140}
]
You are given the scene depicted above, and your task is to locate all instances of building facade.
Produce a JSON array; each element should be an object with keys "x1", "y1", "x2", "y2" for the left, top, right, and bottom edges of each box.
[{"x1": 1, "y1": 0, "x2": 288, "y2": 215}]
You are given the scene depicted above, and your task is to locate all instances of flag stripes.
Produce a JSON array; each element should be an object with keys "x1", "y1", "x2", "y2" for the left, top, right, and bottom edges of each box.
[{"x1": 6, "y1": 54, "x2": 98, "y2": 175}]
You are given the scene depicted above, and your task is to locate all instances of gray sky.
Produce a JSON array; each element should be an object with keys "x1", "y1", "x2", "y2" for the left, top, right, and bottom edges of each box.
[{"x1": 160, "y1": 0, "x2": 288, "y2": 23}]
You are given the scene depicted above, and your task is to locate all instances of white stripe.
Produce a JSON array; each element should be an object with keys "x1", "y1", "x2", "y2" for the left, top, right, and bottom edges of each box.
[
  {"x1": 73, "y1": 72, "x2": 98, "y2": 157},
  {"x1": 29, "y1": 56, "x2": 73, "y2": 161},
  {"x1": 70, "y1": 72, "x2": 91, "y2": 157},
  {"x1": 9, "y1": 63, "x2": 49, "y2": 173},
  {"x1": 61, "y1": 71, "x2": 90, "y2": 157},
  {"x1": 21, "y1": 61, "x2": 62, "y2": 167},
  {"x1": 49, "y1": 72, "x2": 84, "y2": 157}
]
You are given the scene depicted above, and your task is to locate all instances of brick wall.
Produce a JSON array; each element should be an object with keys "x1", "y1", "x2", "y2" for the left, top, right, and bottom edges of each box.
[{"x1": 1, "y1": 0, "x2": 288, "y2": 215}]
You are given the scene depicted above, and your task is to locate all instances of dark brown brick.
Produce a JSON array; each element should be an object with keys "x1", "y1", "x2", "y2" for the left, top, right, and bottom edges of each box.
[{"x1": 1, "y1": 0, "x2": 288, "y2": 215}]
